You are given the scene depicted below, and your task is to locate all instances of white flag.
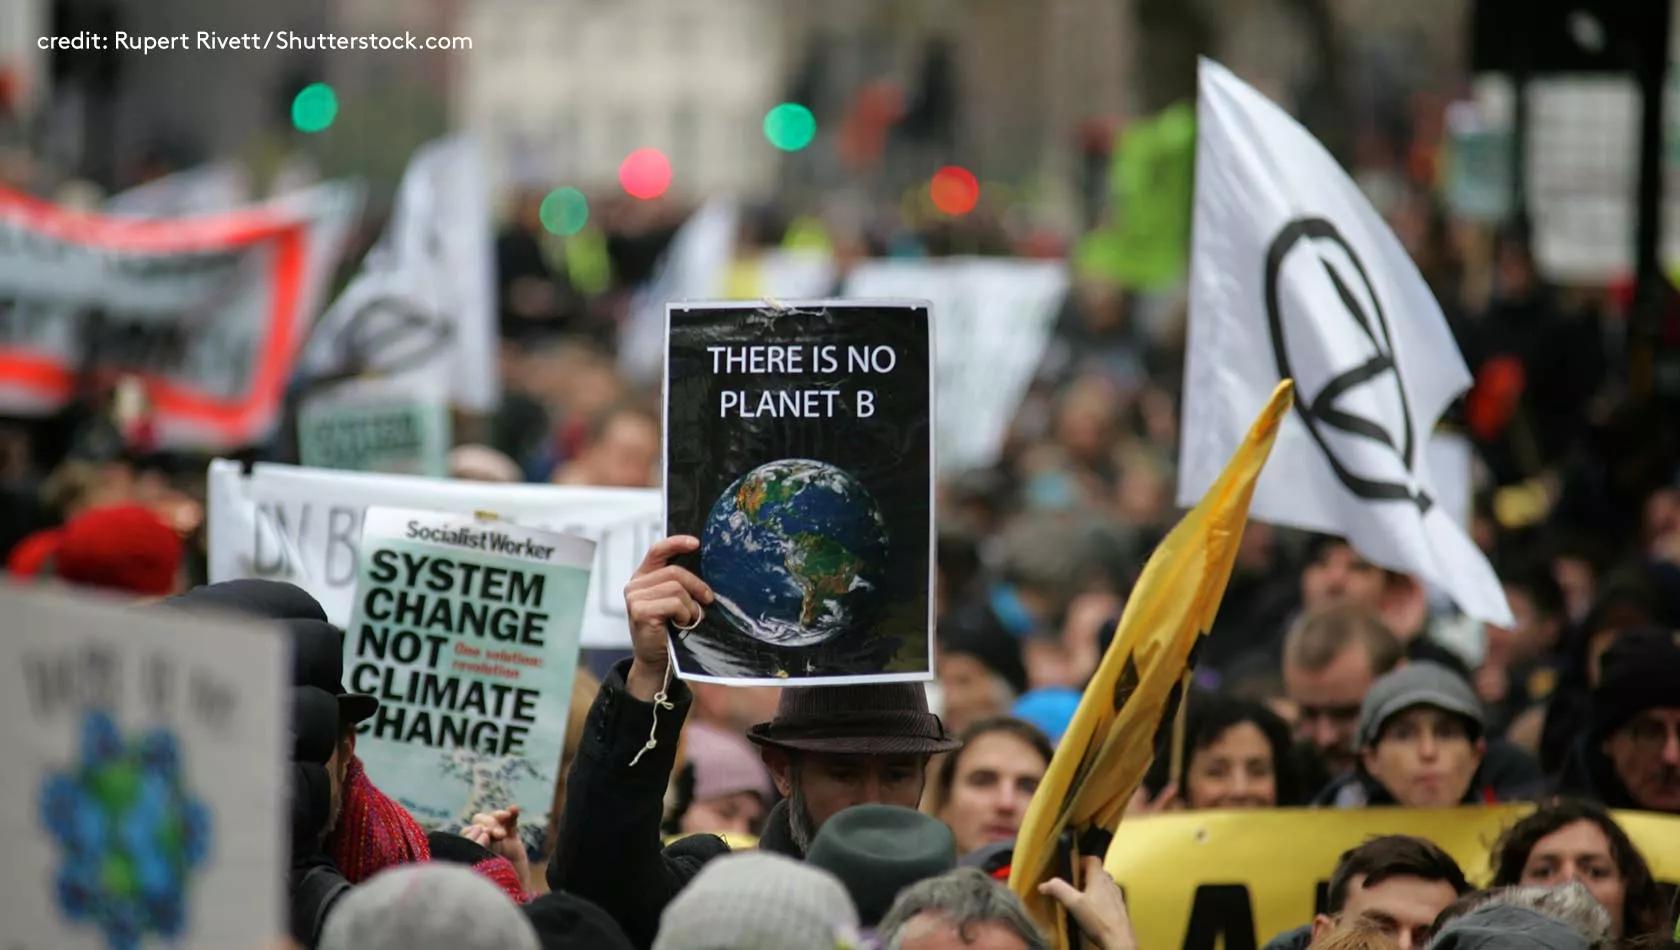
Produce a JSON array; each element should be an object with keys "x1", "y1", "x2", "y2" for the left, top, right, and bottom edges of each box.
[
  {"x1": 302, "y1": 136, "x2": 498, "y2": 411},
  {"x1": 1180, "y1": 59, "x2": 1512, "y2": 626}
]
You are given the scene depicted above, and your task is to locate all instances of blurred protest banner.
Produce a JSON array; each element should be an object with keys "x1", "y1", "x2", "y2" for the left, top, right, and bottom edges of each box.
[
  {"x1": 0, "y1": 182, "x2": 357, "y2": 447},
  {"x1": 297, "y1": 380, "x2": 451, "y2": 478},
  {"x1": 664, "y1": 300, "x2": 933, "y2": 685},
  {"x1": 1107, "y1": 806, "x2": 1680, "y2": 950},
  {"x1": 619, "y1": 201, "x2": 844, "y2": 384},
  {"x1": 345, "y1": 507, "x2": 593, "y2": 852},
  {"x1": 105, "y1": 163, "x2": 251, "y2": 219},
  {"x1": 723, "y1": 248, "x2": 838, "y2": 300},
  {"x1": 207, "y1": 460, "x2": 659, "y2": 648},
  {"x1": 300, "y1": 136, "x2": 498, "y2": 413},
  {"x1": 842, "y1": 257, "x2": 1067, "y2": 473},
  {"x1": 0, "y1": 585, "x2": 286, "y2": 949},
  {"x1": 1010, "y1": 382, "x2": 1290, "y2": 945},
  {"x1": 1181, "y1": 58, "x2": 1513, "y2": 626}
]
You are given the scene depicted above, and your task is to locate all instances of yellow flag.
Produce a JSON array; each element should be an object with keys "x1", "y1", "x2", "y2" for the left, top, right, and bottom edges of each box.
[{"x1": 1007, "y1": 380, "x2": 1293, "y2": 942}]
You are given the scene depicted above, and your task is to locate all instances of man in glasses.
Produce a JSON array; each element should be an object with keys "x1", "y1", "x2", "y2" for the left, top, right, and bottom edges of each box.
[
  {"x1": 1565, "y1": 629, "x2": 1680, "y2": 814},
  {"x1": 1283, "y1": 604, "x2": 1404, "y2": 778}
]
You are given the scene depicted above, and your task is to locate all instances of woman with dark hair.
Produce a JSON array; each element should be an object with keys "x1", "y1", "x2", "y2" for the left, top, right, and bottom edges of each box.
[
  {"x1": 1490, "y1": 798, "x2": 1667, "y2": 939},
  {"x1": 1140, "y1": 693, "x2": 1302, "y2": 810},
  {"x1": 929, "y1": 717, "x2": 1053, "y2": 857}
]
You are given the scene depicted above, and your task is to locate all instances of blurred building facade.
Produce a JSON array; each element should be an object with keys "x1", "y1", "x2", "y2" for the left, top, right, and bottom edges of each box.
[{"x1": 459, "y1": 0, "x2": 789, "y2": 201}]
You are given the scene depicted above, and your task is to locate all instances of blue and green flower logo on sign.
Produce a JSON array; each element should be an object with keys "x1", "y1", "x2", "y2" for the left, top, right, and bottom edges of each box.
[{"x1": 39, "y1": 710, "x2": 212, "y2": 950}]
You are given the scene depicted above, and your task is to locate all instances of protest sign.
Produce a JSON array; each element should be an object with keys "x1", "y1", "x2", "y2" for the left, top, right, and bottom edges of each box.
[
  {"x1": 0, "y1": 182, "x2": 357, "y2": 447},
  {"x1": 297, "y1": 383, "x2": 451, "y2": 478},
  {"x1": 207, "y1": 460, "x2": 660, "y2": 648},
  {"x1": 1106, "y1": 806, "x2": 1680, "y2": 950},
  {"x1": 345, "y1": 507, "x2": 593, "y2": 850},
  {"x1": 842, "y1": 258, "x2": 1066, "y2": 473},
  {"x1": 0, "y1": 586, "x2": 287, "y2": 950},
  {"x1": 664, "y1": 300, "x2": 933, "y2": 685},
  {"x1": 300, "y1": 137, "x2": 497, "y2": 412}
]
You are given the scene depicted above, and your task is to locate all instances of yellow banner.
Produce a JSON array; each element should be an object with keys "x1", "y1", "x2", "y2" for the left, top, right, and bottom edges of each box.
[{"x1": 1105, "y1": 806, "x2": 1680, "y2": 950}]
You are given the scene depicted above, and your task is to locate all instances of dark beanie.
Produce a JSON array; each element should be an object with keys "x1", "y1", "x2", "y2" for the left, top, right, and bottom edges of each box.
[
  {"x1": 521, "y1": 891, "x2": 634, "y2": 950},
  {"x1": 164, "y1": 578, "x2": 328, "y2": 621},
  {"x1": 1592, "y1": 628, "x2": 1680, "y2": 741}
]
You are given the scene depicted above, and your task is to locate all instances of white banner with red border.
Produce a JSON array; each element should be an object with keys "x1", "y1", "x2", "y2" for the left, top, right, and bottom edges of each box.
[{"x1": 0, "y1": 183, "x2": 357, "y2": 448}]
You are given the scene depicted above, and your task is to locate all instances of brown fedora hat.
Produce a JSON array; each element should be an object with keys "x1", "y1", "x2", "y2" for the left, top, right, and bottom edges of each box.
[{"x1": 746, "y1": 682, "x2": 962, "y2": 755}]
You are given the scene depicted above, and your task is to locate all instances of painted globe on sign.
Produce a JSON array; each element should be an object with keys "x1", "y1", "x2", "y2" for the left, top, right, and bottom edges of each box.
[{"x1": 701, "y1": 459, "x2": 889, "y2": 648}]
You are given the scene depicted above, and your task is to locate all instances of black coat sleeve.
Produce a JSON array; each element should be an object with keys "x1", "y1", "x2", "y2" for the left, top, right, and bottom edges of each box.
[
  {"x1": 289, "y1": 762, "x2": 350, "y2": 948},
  {"x1": 546, "y1": 659, "x2": 727, "y2": 948}
]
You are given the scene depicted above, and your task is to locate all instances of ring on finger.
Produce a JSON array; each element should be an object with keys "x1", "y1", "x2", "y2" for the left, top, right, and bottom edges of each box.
[{"x1": 673, "y1": 607, "x2": 704, "y2": 632}]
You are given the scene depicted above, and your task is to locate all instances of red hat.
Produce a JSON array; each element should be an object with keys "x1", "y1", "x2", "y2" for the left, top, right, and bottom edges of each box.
[
  {"x1": 54, "y1": 504, "x2": 182, "y2": 596},
  {"x1": 6, "y1": 528, "x2": 65, "y2": 579}
]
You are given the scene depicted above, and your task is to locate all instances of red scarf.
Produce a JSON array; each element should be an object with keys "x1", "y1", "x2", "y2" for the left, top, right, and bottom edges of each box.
[
  {"x1": 329, "y1": 756, "x2": 431, "y2": 883},
  {"x1": 328, "y1": 756, "x2": 530, "y2": 903}
]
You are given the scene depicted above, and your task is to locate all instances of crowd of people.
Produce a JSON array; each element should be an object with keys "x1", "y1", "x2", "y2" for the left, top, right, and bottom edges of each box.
[{"x1": 3, "y1": 56, "x2": 1680, "y2": 950}]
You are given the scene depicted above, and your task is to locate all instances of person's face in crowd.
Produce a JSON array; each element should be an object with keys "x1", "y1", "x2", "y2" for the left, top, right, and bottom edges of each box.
[
  {"x1": 1360, "y1": 706, "x2": 1485, "y2": 808},
  {"x1": 1642, "y1": 488, "x2": 1680, "y2": 559},
  {"x1": 1551, "y1": 556, "x2": 1596, "y2": 623},
  {"x1": 765, "y1": 749, "x2": 926, "y2": 846},
  {"x1": 937, "y1": 653, "x2": 1014, "y2": 735},
  {"x1": 1517, "y1": 819, "x2": 1628, "y2": 936},
  {"x1": 1485, "y1": 585, "x2": 1561, "y2": 666},
  {"x1": 1301, "y1": 544, "x2": 1385, "y2": 612},
  {"x1": 937, "y1": 731, "x2": 1048, "y2": 855},
  {"x1": 679, "y1": 790, "x2": 766, "y2": 837},
  {"x1": 896, "y1": 911, "x2": 1030, "y2": 950},
  {"x1": 1602, "y1": 708, "x2": 1680, "y2": 813},
  {"x1": 1285, "y1": 645, "x2": 1378, "y2": 775},
  {"x1": 587, "y1": 412, "x2": 660, "y2": 487},
  {"x1": 1054, "y1": 381, "x2": 1117, "y2": 466},
  {"x1": 1312, "y1": 873, "x2": 1460, "y2": 950},
  {"x1": 1494, "y1": 240, "x2": 1537, "y2": 300},
  {"x1": 1115, "y1": 461, "x2": 1171, "y2": 527},
  {"x1": 1185, "y1": 722, "x2": 1277, "y2": 809}
]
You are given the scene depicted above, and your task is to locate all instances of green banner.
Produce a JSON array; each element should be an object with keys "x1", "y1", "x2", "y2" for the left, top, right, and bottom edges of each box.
[{"x1": 298, "y1": 395, "x2": 450, "y2": 478}]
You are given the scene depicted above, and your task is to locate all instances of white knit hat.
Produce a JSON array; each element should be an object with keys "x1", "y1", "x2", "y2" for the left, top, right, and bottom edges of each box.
[
  {"x1": 652, "y1": 852, "x2": 860, "y2": 950},
  {"x1": 320, "y1": 864, "x2": 539, "y2": 950}
]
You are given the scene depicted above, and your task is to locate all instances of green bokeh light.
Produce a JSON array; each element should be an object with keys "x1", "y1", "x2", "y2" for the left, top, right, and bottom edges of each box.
[
  {"x1": 763, "y1": 102, "x2": 816, "y2": 152},
  {"x1": 539, "y1": 187, "x2": 590, "y2": 236},
  {"x1": 291, "y1": 83, "x2": 339, "y2": 134}
]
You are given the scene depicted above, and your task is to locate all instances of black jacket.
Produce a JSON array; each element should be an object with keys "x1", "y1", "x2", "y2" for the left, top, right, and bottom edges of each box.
[{"x1": 546, "y1": 660, "x2": 798, "y2": 948}]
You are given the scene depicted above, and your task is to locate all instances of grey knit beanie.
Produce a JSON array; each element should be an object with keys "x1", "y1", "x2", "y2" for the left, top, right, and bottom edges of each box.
[
  {"x1": 652, "y1": 852, "x2": 861, "y2": 950},
  {"x1": 319, "y1": 864, "x2": 539, "y2": 950}
]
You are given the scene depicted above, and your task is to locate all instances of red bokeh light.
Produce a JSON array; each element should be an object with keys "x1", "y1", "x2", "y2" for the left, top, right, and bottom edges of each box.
[
  {"x1": 618, "y1": 148, "x2": 673, "y2": 200},
  {"x1": 929, "y1": 165, "x2": 979, "y2": 216}
]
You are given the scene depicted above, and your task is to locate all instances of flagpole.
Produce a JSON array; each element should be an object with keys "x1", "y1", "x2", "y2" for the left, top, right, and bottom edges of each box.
[{"x1": 1167, "y1": 670, "x2": 1190, "y2": 792}]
